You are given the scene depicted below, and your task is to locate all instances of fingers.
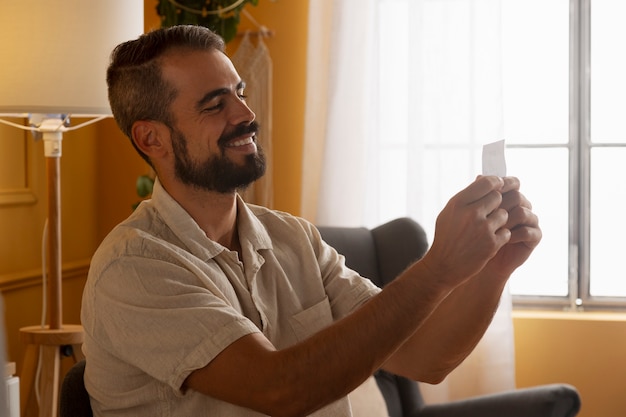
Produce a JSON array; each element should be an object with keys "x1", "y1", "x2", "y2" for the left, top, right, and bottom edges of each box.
[
  {"x1": 456, "y1": 176, "x2": 505, "y2": 206},
  {"x1": 499, "y1": 182, "x2": 534, "y2": 232},
  {"x1": 470, "y1": 175, "x2": 520, "y2": 195},
  {"x1": 506, "y1": 204, "x2": 538, "y2": 228},
  {"x1": 506, "y1": 205, "x2": 542, "y2": 249},
  {"x1": 500, "y1": 176, "x2": 520, "y2": 193},
  {"x1": 458, "y1": 176, "x2": 524, "y2": 217},
  {"x1": 446, "y1": 175, "x2": 512, "y2": 239},
  {"x1": 489, "y1": 208, "x2": 511, "y2": 239},
  {"x1": 471, "y1": 175, "x2": 521, "y2": 195},
  {"x1": 425, "y1": 177, "x2": 514, "y2": 288},
  {"x1": 441, "y1": 176, "x2": 542, "y2": 282},
  {"x1": 454, "y1": 176, "x2": 534, "y2": 232},
  {"x1": 426, "y1": 175, "x2": 541, "y2": 288},
  {"x1": 498, "y1": 181, "x2": 540, "y2": 247}
]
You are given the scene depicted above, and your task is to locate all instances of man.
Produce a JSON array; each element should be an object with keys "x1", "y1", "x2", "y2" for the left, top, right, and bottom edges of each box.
[{"x1": 82, "y1": 25, "x2": 541, "y2": 416}]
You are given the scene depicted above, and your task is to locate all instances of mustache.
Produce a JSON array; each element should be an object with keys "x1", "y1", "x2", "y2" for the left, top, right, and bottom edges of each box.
[{"x1": 218, "y1": 121, "x2": 260, "y2": 147}]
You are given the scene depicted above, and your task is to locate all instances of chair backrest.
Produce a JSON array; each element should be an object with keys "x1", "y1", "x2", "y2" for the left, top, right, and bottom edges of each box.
[
  {"x1": 318, "y1": 217, "x2": 430, "y2": 417},
  {"x1": 60, "y1": 360, "x2": 93, "y2": 417}
]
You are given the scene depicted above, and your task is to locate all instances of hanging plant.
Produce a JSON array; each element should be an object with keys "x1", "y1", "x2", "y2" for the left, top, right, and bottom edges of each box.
[{"x1": 157, "y1": 0, "x2": 259, "y2": 43}]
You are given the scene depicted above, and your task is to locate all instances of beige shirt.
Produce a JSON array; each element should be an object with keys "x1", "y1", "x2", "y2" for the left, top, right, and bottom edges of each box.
[{"x1": 81, "y1": 180, "x2": 381, "y2": 416}]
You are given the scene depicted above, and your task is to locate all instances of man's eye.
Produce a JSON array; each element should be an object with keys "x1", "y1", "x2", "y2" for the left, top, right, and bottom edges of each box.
[{"x1": 203, "y1": 102, "x2": 223, "y2": 112}]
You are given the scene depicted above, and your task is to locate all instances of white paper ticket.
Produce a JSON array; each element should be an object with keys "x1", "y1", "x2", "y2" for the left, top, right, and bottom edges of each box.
[{"x1": 482, "y1": 139, "x2": 506, "y2": 177}]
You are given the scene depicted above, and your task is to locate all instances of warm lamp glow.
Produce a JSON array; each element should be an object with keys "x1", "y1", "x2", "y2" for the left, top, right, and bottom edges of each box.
[{"x1": 0, "y1": 0, "x2": 144, "y2": 116}]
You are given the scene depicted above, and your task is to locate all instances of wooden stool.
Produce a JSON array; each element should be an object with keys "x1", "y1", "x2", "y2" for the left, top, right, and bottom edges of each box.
[{"x1": 19, "y1": 325, "x2": 84, "y2": 417}]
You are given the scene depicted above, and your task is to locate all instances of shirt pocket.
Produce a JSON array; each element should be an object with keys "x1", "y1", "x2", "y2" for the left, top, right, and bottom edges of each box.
[{"x1": 289, "y1": 297, "x2": 333, "y2": 342}]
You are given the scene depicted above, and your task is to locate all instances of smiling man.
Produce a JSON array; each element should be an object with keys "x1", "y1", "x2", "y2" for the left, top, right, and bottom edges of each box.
[{"x1": 81, "y1": 25, "x2": 542, "y2": 416}]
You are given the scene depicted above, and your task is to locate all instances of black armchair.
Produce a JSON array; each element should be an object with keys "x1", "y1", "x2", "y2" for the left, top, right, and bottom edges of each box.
[
  {"x1": 60, "y1": 359, "x2": 92, "y2": 417},
  {"x1": 317, "y1": 217, "x2": 581, "y2": 417}
]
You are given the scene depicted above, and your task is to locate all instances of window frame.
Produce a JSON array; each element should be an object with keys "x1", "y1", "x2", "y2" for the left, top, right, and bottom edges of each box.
[{"x1": 512, "y1": 0, "x2": 626, "y2": 310}]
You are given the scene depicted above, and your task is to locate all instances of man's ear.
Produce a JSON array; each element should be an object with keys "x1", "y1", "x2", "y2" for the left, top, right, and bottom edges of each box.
[{"x1": 131, "y1": 120, "x2": 168, "y2": 158}]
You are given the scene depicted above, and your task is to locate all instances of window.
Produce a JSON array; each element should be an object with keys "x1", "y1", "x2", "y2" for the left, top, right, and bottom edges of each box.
[
  {"x1": 501, "y1": 0, "x2": 571, "y2": 304},
  {"x1": 375, "y1": 0, "x2": 626, "y2": 309},
  {"x1": 504, "y1": 0, "x2": 626, "y2": 309}
]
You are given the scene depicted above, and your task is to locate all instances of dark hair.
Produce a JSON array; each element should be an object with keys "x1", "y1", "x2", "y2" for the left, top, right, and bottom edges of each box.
[{"x1": 106, "y1": 25, "x2": 226, "y2": 165}]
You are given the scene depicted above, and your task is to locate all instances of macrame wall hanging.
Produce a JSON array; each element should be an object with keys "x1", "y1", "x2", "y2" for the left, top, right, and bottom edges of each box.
[{"x1": 231, "y1": 12, "x2": 274, "y2": 208}]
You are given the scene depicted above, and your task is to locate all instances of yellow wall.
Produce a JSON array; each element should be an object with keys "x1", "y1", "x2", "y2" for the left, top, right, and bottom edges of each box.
[
  {"x1": 514, "y1": 311, "x2": 626, "y2": 417},
  {"x1": 0, "y1": 2, "x2": 622, "y2": 417}
]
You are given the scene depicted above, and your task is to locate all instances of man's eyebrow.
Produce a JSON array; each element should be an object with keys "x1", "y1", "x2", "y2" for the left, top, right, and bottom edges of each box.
[{"x1": 195, "y1": 81, "x2": 246, "y2": 110}]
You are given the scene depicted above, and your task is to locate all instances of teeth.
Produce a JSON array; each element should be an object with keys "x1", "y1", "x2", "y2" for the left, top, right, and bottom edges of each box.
[{"x1": 227, "y1": 136, "x2": 254, "y2": 147}]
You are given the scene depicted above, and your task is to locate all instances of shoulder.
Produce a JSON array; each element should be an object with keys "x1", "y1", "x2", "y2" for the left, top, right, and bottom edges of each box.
[
  {"x1": 244, "y1": 202, "x2": 322, "y2": 246},
  {"x1": 88, "y1": 202, "x2": 181, "y2": 280}
]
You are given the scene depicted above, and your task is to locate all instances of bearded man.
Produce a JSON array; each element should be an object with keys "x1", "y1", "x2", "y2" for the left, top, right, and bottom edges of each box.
[{"x1": 81, "y1": 25, "x2": 541, "y2": 417}]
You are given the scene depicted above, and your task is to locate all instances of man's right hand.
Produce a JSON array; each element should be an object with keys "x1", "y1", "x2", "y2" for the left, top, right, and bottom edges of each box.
[{"x1": 419, "y1": 175, "x2": 512, "y2": 290}]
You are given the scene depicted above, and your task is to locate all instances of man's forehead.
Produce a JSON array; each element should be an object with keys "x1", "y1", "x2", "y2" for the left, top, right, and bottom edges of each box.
[
  {"x1": 160, "y1": 48, "x2": 241, "y2": 88},
  {"x1": 160, "y1": 47, "x2": 226, "y2": 70}
]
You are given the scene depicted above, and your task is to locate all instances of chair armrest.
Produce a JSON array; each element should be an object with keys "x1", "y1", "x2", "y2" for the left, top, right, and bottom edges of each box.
[{"x1": 414, "y1": 384, "x2": 580, "y2": 417}]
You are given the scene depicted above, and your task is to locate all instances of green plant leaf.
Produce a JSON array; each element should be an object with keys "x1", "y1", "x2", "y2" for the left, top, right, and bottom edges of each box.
[
  {"x1": 156, "y1": 0, "x2": 258, "y2": 44},
  {"x1": 136, "y1": 175, "x2": 155, "y2": 198}
]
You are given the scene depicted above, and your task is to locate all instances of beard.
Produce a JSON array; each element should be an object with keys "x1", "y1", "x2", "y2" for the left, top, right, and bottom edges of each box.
[{"x1": 171, "y1": 121, "x2": 266, "y2": 194}]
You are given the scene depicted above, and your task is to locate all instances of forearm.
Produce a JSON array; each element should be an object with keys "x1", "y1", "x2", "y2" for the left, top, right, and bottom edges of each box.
[
  {"x1": 380, "y1": 178, "x2": 541, "y2": 382},
  {"x1": 282, "y1": 263, "x2": 451, "y2": 399},
  {"x1": 186, "y1": 261, "x2": 453, "y2": 416},
  {"x1": 382, "y1": 269, "x2": 508, "y2": 382}
]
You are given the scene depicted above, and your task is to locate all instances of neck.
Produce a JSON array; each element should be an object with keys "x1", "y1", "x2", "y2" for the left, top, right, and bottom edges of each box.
[{"x1": 162, "y1": 179, "x2": 241, "y2": 251}]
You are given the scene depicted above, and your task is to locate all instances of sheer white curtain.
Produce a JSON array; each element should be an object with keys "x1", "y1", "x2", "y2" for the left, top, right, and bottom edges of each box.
[{"x1": 302, "y1": 0, "x2": 516, "y2": 402}]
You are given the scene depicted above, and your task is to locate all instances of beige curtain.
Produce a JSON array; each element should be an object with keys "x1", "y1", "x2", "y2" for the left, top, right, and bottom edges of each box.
[
  {"x1": 303, "y1": 0, "x2": 516, "y2": 403},
  {"x1": 300, "y1": 1, "x2": 334, "y2": 222},
  {"x1": 232, "y1": 31, "x2": 274, "y2": 208}
]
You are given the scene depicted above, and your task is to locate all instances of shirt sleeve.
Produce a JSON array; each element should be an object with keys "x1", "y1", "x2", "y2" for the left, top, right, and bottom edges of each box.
[
  {"x1": 301, "y1": 220, "x2": 382, "y2": 320},
  {"x1": 84, "y1": 256, "x2": 261, "y2": 393}
]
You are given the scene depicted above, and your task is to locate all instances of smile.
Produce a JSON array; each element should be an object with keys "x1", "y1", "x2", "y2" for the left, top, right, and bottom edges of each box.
[{"x1": 225, "y1": 135, "x2": 256, "y2": 147}]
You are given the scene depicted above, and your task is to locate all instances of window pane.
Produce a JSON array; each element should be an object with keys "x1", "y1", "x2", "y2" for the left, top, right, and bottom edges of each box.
[
  {"x1": 501, "y1": 0, "x2": 569, "y2": 144},
  {"x1": 507, "y1": 148, "x2": 569, "y2": 296},
  {"x1": 590, "y1": 148, "x2": 626, "y2": 296},
  {"x1": 590, "y1": 0, "x2": 626, "y2": 143}
]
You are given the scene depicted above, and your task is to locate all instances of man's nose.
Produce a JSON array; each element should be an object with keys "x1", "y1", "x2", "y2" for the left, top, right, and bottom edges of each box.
[{"x1": 230, "y1": 96, "x2": 256, "y2": 125}]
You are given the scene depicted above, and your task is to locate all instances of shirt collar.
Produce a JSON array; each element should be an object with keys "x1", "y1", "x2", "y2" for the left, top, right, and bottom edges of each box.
[{"x1": 150, "y1": 177, "x2": 272, "y2": 260}]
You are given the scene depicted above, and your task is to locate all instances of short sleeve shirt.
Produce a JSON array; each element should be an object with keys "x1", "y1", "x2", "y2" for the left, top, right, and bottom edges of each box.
[{"x1": 81, "y1": 179, "x2": 381, "y2": 416}]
